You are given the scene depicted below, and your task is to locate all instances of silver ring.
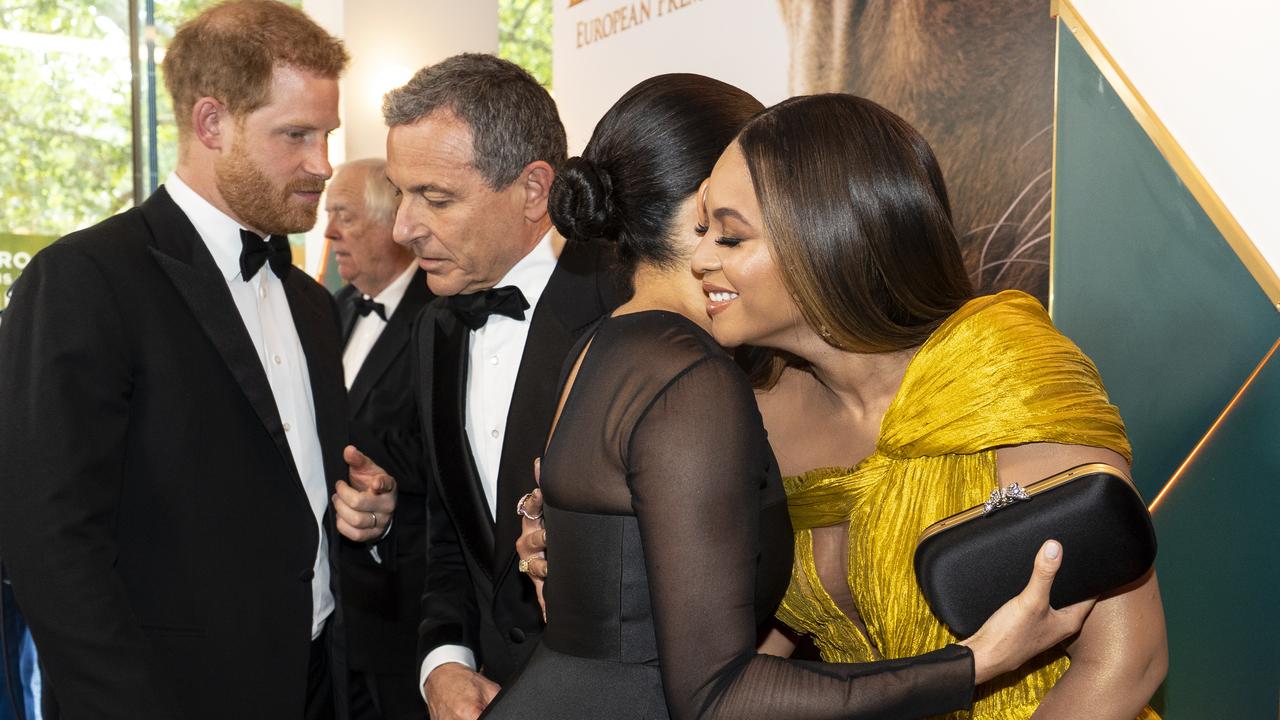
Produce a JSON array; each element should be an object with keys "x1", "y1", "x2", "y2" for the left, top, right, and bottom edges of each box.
[
  {"x1": 369, "y1": 512, "x2": 378, "y2": 529},
  {"x1": 516, "y1": 492, "x2": 542, "y2": 521}
]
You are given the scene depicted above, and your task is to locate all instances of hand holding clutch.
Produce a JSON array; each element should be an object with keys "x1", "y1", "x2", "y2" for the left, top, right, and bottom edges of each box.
[{"x1": 958, "y1": 539, "x2": 1095, "y2": 684}]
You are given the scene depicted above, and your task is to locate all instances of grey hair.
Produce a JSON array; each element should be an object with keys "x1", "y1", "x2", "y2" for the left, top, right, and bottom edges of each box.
[
  {"x1": 339, "y1": 158, "x2": 396, "y2": 226},
  {"x1": 382, "y1": 53, "x2": 567, "y2": 189}
]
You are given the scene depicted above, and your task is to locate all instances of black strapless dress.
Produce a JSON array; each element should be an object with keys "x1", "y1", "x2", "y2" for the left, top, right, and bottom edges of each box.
[{"x1": 481, "y1": 311, "x2": 974, "y2": 720}]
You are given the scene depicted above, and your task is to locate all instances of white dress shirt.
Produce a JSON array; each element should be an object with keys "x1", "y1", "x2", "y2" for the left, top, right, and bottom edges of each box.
[
  {"x1": 166, "y1": 172, "x2": 335, "y2": 640},
  {"x1": 342, "y1": 261, "x2": 419, "y2": 388},
  {"x1": 420, "y1": 230, "x2": 558, "y2": 693}
]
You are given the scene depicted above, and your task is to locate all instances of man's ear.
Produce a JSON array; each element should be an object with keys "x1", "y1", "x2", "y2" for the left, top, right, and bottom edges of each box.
[
  {"x1": 520, "y1": 160, "x2": 555, "y2": 223},
  {"x1": 192, "y1": 97, "x2": 228, "y2": 151}
]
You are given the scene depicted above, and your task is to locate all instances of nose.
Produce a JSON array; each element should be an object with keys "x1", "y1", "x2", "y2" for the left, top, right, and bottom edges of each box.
[
  {"x1": 323, "y1": 213, "x2": 339, "y2": 241},
  {"x1": 690, "y1": 233, "x2": 720, "y2": 275},
  {"x1": 305, "y1": 134, "x2": 334, "y2": 181},
  {"x1": 392, "y1": 197, "x2": 419, "y2": 247}
]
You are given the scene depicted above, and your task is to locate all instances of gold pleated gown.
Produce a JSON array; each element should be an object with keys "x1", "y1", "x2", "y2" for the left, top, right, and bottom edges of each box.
[{"x1": 777, "y1": 292, "x2": 1159, "y2": 719}]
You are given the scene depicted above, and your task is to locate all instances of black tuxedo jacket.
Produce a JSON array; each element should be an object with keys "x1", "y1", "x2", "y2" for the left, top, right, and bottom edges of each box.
[
  {"x1": 335, "y1": 269, "x2": 434, "y2": 674},
  {"x1": 413, "y1": 239, "x2": 621, "y2": 684},
  {"x1": 0, "y1": 188, "x2": 350, "y2": 720}
]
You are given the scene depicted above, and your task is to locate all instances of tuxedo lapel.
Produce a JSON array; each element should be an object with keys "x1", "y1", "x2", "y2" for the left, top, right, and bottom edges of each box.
[
  {"x1": 337, "y1": 286, "x2": 358, "y2": 346},
  {"x1": 431, "y1": 309, "x2": 497, "y2": 577},
  {"x1": 140, "y1": 189, "x2": 306, "y2": 498},
  {"x1": 283, "y1": 272, "x2": 348, "y2": 488},
  {"x1": 347, "y1": 272, "x2": 430, "y2": 417},
  {"x1": 492, "y1": 240, "x2": 618, "y2": 582}
]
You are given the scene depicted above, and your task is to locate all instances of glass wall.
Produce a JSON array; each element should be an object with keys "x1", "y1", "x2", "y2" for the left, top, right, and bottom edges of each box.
[{"x1": 0, "y1": 0, "x2": 297, "y2": 313}]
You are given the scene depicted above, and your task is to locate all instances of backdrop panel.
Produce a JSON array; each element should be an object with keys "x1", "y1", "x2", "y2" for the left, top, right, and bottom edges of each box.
[
  {"x1": 554, "y1": 0, "x2": 1058, "y2": 302},
  {"x1": 1052, "y1": 19, "x2": 1280, "y2": 718}
]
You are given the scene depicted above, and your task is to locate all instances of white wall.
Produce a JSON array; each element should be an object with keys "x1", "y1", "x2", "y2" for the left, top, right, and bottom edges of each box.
[
  {"x1": 552, "y1": 0, "x2": 789, "y2": 155},
  {"x1": 1070, "y1": 0, "x2": 1280, "y2": 281},
  {"x1": 302, "y1": 0, "x2": 499, "y2": 274}
]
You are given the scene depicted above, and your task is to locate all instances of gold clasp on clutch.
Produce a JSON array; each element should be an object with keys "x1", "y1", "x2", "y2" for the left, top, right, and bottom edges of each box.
[{"x1": 982, "y1": 484, "x2": 1030, "y2": 516}]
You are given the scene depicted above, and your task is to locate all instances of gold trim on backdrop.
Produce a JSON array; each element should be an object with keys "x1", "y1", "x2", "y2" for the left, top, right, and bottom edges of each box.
[
  {"x1": 1047, "y1": 10, "x2": 1062, "y2": 316},
  {"x1": 1051, "y1": 0, "x2": 1280, "y2": 311},
  {"x1": 1147, "y1": 337, "x2": 1279, "y2": 513}
]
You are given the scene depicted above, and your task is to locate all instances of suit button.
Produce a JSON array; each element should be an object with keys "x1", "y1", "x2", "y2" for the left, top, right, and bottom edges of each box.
[
  {"x1": 300, "y1": 569, "x2": 314, "y2": 581},
  {"x1": 509, "y1": 627, "x2": 526, "y2": 643}
]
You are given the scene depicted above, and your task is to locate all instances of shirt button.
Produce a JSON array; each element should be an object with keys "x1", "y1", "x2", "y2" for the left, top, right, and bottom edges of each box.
[
  {"x1": 258, "y1": 285, "x2": 267, "y2": 299},
  {"x1": 273, "y1": 355, "x2": 283, "y2": 365},
  {"x1": 283, "y1": 422, "x2": 292, "y2": 432},
  {"x1": 490, "y1": 429, "x2": 499, "y2": 439},
  {"x1": 489, "y1": 356, "x2": 499, "y2": 366}
]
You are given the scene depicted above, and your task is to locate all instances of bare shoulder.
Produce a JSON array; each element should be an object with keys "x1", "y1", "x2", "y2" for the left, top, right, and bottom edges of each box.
[{"x1": 994, "y1": 442, "x2": 1131, "y2": 488}]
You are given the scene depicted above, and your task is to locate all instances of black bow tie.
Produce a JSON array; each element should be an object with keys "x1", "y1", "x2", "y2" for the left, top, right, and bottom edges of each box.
[
  {"x1": 239, "y1": 229, "x2": 292, "y2": 281},
  {"x1": 354, "y1": 294, "x2": 387, "y2": 322},
  {"x1": 445, "y1": 286, "x2": 530, "y2": 331}
]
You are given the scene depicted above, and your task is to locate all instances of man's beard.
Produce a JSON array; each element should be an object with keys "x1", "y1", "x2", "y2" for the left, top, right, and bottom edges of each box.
[{"x1": 216, "y1": 141, "x2": 325, "y2": 235}]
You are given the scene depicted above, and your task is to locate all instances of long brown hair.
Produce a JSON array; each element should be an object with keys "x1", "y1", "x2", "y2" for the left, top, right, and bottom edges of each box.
[{"x1": 737, "y1": 94, "x2": 973, "y2": 354}]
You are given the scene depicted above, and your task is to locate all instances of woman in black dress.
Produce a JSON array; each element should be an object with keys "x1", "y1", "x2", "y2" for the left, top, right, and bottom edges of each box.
[{"x1": 483, "y1": 75, "x2": 1090, "y2": 720}]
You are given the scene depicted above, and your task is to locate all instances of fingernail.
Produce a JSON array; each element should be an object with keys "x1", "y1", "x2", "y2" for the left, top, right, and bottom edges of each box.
[{"x1": 1044, "y1": 540, "x2": 1061, "y2": 560}]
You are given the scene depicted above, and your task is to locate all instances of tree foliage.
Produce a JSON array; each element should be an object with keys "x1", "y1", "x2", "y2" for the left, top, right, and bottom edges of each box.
[
  {"x1": 0, "y1": 0, "x2": 277, "y2": 236},
  {"x1": 499, "y1": 0, "x2": 552, "y2": 89}
]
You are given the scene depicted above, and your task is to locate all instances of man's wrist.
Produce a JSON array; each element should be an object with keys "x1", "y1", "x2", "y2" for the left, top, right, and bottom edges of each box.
[{"x1": 419, "y1": 645, "x2": 477, "y2": 700}]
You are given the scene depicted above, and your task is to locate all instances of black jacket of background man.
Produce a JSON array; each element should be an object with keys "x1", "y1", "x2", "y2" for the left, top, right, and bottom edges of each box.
[
  {"x1": 0, "y1": 188, "x2": 350, "y2": 720},
  {"x1": 334, "y1": 270, "x2": 434, "y2": 679},
  {"x1": 413, "y1": 239, "x2": 622, "y2": 684}
]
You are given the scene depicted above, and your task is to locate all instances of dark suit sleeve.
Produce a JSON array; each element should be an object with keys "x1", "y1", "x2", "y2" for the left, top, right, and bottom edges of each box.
[
  {"x1": 412, "y1": 315, "x2": 482, "y2": 674},
  {"x1": 0, "y1": 244, "x2": 176, "y2": 718}
]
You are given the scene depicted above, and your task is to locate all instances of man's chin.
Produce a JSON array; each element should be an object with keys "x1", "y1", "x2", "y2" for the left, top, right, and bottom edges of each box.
[{"x1": 422, "y1": 263, "x2": 468, "y2": 297}]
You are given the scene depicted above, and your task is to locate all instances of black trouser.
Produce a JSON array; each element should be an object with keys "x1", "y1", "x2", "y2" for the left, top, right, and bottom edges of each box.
[
  {"x1": 306, "y1": 630, "x2": 335, "y2": 720},
  {"x1": 349, "y1": 669, "x2": 427, "y2": 720}
]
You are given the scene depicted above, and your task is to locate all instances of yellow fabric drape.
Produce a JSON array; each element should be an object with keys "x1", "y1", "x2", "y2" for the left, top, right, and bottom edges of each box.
[{"x1": 777, "y1": 291, "x2": 1157, "y2": 719}]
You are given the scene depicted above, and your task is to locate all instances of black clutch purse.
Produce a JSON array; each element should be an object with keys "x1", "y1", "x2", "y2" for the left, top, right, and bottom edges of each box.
[{"x1": 913, "y1": 463, "x2": 1156, "y2": 637}]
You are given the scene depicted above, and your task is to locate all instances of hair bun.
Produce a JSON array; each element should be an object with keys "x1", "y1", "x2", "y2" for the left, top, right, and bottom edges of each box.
[{"x1": 549, "y1": 156, "x2": 618, "y2": 242}]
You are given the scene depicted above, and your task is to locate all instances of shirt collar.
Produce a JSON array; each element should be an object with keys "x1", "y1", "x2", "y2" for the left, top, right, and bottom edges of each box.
[
  {"x1": 493, "y1": 229, "x2": 557, "y2": 313},
  {"x1": 368, "y1": 261, "x2": 420, "y2": 320},
  {"x1": 165, "y1": 171, "x2": 255, "y2": 283}
]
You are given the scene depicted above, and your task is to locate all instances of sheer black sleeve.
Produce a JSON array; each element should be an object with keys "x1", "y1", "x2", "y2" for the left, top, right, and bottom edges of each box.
[{"x1": 627, "y1": 355, "x2": 976, "y2": 720}]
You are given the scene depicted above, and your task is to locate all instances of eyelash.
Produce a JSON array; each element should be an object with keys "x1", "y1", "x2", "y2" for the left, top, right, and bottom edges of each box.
[
  {"x1": 694, "y1": 223, "x2": 709, "y2": 235},
  {"x1": 714, "y1": 236, "x2": 743, "y2": 248}
]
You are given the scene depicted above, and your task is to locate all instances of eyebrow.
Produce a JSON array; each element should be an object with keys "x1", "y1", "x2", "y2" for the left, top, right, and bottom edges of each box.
[
  {"x1": 712, "y1": 206, "x2": 754, "y2": 229},
  {"x1": 408, "y1": 184, "x2": 456, "y2": 197}
]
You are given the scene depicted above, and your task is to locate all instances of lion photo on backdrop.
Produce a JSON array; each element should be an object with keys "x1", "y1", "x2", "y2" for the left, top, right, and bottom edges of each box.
[{"x1": 781, "y1": 0, "x2": 1055, "y2": 303}]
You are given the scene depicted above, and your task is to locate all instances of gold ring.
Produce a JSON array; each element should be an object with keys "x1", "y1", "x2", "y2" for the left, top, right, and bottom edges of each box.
[{"x1": 518, "y1": 557, "x2": 531, "y2": 574}]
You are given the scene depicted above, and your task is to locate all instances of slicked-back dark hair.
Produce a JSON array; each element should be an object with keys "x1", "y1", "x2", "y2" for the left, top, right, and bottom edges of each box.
[
  {"x1": 382, "y1": 53, "x2": 567, "y2": 189},
  {"x1": 548, "y1": 73, "x2": 763, "y2": 274}
]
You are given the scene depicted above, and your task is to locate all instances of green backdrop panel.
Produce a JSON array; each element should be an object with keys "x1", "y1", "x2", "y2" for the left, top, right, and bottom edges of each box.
[
  {"x1": 1052, "y1": 20, "x2": 1280, "y2": 718},
  {"x1": 1150, "y1": 353, "x2": 1280, "y2": 718},
  {"x1": 1051, "y1": 24, "x2": 1280, "y2": 501}
]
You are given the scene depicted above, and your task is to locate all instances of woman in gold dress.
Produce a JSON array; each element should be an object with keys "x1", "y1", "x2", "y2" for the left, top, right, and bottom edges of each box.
[{"x1": 691, "y1": 93, "x2": 1168, "y2": 719}]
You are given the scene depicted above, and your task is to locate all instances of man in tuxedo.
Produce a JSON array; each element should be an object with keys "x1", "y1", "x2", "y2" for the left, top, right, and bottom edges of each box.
[
  {"x1": 0, "y1": 3, "x2": 393, "y2": 718},
  {"x1": 325, "y1": 159, "x2": 433, "y2": 720},
  {"x1": 373, "y1": 55, "x2": 621, "y2": 720}
]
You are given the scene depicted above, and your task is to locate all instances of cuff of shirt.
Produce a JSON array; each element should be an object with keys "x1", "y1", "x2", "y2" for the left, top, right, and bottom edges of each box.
[
  {"x1": 419, "y1": 645, "x2": 478, "y2": 702},
  {"x1": 368, "y1": 517, "x2": 394, "y2": 564}
]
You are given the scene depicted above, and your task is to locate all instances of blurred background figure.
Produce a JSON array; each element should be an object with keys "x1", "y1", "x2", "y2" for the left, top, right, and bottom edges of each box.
[{"x1": 326, "y1": 159, "x2": 433, "y2": 720}]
